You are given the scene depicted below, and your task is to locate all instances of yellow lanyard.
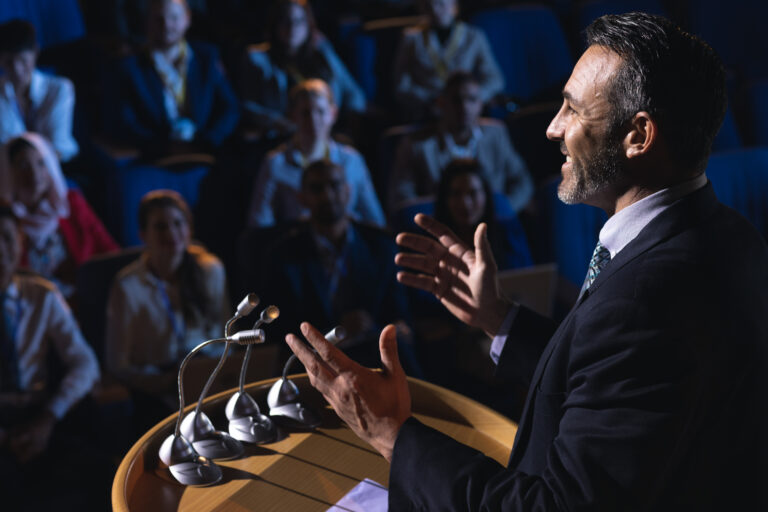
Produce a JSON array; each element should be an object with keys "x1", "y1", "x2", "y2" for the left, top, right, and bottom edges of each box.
[
  {"x1": 155, "y1": 41, "x2": 190, "y2": 110},
  {"x1": 423, "y1": 23, "x2": 466, "y2": 81}
]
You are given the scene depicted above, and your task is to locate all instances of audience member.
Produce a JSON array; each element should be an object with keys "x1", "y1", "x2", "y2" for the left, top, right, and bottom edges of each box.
[
  {"x1": 390, "y1": 72, "x2": 532, "y2": 212},
  {"x1": 113, "y1": 0, "x2": 239, "y2": 157},
  {"x1": 240, "y1": 0, "x2": 366, "y2": 136},
  {"x1": 393, "y1": 0, "x2": 504, "y2": 120},
  {"x1": 262, "y1": 160, "x2": 415, "y2": 370},
  {"x1": 0, "y1": 205, "x2": 105, "y2": 510},
  {"x1": 105, "y1": 190, "x2": 230, "y2": 427},
  {"x1": 247, "y1": 79, "x2": 385, "y2": 228},
  {"x1": 0, "y1": 133, "x2": 118, "y2": 298},
  {"x1": 0, "y1": 20, "x2": 79, "y2": 162},
  {"x1": 434, "y1": 159, "x2": 531, "y2": 270}
]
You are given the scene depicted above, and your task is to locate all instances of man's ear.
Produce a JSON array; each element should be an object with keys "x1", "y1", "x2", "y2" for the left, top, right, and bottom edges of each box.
[{"x1": 623, "y1": 111, "x2": 657, "y2": 159}]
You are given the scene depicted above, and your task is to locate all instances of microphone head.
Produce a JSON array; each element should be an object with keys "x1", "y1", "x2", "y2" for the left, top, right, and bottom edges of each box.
[
  {"x1": 235, "y1": 293, "x2": 260, "y2": 318},
  {"x1": 325, "y1": 326, "x2": 346, "y2": 346},
  {"x1": 229, "y1": 329, "x2": 265, "y2": 345},
  {"x1": 261, "y1": 305, "x2": 280, "y2": 324}
]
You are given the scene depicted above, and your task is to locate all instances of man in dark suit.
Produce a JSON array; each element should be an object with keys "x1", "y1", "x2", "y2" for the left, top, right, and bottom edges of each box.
[
  {"x1": 285, "y1": 12, "x2": 768, "y2": 511},
  {"x1": 263, "y1": 160, "x2": 416, "y2": 371},
  {"x1": 112, "y1": 0, "x2": 239, "y2": 157}
]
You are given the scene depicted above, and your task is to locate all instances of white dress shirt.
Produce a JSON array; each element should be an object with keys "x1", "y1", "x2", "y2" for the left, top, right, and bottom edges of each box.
[
  {"x1": 2, "y1": 273, "x2": 100, "y2": 419},
  {"x1": 0, "y1": 69, "x2": 79, "y2": 162}
]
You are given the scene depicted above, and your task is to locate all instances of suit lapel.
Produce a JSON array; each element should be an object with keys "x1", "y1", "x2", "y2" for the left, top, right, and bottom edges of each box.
[{"x1": 185, "y1": 48, "x2": 202, "y2": 123}]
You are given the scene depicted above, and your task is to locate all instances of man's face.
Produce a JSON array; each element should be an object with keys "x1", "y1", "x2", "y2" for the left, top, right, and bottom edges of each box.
[
  {"x1": 301, "y1": 165, "x2": 350, "y2": 225},
  {"x1": 546, "y1": 45, "x2": 626, "y2": 206},
  {"x1": 148, "y1": 0, "x2": 190, "y2": 49},
  {"x1": 0, "y1": 217, "x2": 21, "y2": 290},
  {"x1": 276, "y1": 3, "x2": 310, "y2": 53},
  {"x1": 426, "y1": 0, "x2": 457, "y2": 28},
  {"x1": 11, "y1": 145, "x2": 51, "y2": 210},
  {"x1": 442, "y1": 81, "x2": 482, "y2": 133},
  {"x1": 292, "y1": 91, "x2": 336, "y2": 143},
  {"x1": 0, "y1": 50, "x2": 36, "y2": 91}
]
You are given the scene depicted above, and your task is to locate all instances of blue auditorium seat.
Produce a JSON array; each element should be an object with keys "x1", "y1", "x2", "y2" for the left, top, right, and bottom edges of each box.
[
  {"x1": 105, "y1": 163, "x2": 210, "y2": 246},
  {"x1": 0, "y1": 0, "x2": 85, "y2": 48},
  {"x1": 469, "y1": 5, "x2": 573, "y2": 103},
  {"x1": 711, "y1": 106, "x2": 743, "y2": 152},
  {"x1": 739, "y1": 79, "x2": 768, "y2": 146},
  {"x1": 706, "y1": 147, "x2": 768, "y2": 239}
]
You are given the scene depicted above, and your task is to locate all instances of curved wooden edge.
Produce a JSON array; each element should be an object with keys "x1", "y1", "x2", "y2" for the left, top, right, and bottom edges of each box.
[{"x1": 112, "y1": 375, "x2": 517, "y2": 512}]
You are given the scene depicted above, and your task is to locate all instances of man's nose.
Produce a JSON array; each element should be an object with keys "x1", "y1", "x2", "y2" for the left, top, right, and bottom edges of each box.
[{"x1": 546, "y1": 109, "x2": 565, "y2": 141}]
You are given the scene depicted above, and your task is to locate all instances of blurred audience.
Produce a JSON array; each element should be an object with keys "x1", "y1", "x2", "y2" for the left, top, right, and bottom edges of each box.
[
  {"x1": 105, "y1": 190, "x2": 229, "y2": 427},
  {"x1": 247, "y1": 79, "x2": 384, "y2": 228},
  {"x1": 393, "y1": 0, "x2": 504, "y2": 120},
  {"x1": 112, "y1": 0, "x2": 239, "y2": 158},
  {"x1": 0, "y1": 205, "x2": 106, "y2": 510},
  {"x1": 240, "y1": 0, "x2": 366, "y2": 137},
  {"x1": 262, "y1": 160, "x2": 417, "y2": 371},
  {"x1": 390, "y1": 71, "x2": 532, "y2": 212},
  {"x1": 0, "y1": 133, "x2": 118, "y2": 298},
  {"x1": 0, "y1": 20, "x2": 79, "y2": 162},
  {"x1": 434, "y1": 158, "x2": 532, "y2": 270}
]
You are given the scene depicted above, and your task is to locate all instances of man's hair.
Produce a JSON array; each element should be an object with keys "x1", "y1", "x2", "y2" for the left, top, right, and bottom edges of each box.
[
  {"x1": 0, "y1": 19, "x2": 37, "y2": 55},
  {"x1": 289, "y1": 78, "x2": 335, "y2": 111},
  {"x1": 586, "y1": 12, "x2": 726, "y2": 173},
  {"x1": 442, "y1": 71, "x2": 480, "y2": 96}
]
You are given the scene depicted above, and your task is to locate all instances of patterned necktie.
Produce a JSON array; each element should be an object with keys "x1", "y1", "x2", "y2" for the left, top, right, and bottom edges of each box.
[
  {"x1": 580, "y1": 241, "x2": 611, "y2": 295},
  {"x1": 0, "y1": 292, "x2": 19, "y2": 392}
]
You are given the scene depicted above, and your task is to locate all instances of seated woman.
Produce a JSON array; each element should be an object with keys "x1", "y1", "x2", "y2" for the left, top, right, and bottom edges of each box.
[
  {"x1": 410, "y1": 159, "x2": 532, "y2": 406},
  {"x1": 1, "y1": 133, "x2": 118, "y2": 297},
  {"x1": 434, "y1": 158, "x2": 531, "y2": 271},
  {"x1": 240, "y1": 0, "x2": 366, "y2": 136},
  {"x1": 105, "y1": 190, "x2": 230, "y2": 428}
]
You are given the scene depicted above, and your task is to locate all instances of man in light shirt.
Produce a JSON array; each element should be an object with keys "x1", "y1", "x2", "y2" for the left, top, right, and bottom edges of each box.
[{"x1": 285, "y1": 12, "x2": 768, "y2": 511}]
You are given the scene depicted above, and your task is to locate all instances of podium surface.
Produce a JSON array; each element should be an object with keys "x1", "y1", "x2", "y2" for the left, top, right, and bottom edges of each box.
[{"x1": 113, "y1": 375, "x2": 517, "y2": 511}]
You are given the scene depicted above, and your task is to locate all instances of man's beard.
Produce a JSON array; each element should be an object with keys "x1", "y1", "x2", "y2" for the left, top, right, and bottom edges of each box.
[{"x1": 558, "y1": 138, "x2": 624, "y2": 205}]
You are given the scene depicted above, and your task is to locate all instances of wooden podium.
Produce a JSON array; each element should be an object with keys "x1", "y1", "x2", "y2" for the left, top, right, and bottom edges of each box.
[{"x1": 112, "y1": 375, "x2": 517, "y2": 511}]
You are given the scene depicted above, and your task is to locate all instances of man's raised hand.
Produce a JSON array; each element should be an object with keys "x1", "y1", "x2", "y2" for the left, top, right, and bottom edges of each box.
[
  {"x1": 285, "y1": 323, "x2": 411, "y2": 462},
  {"x1": 395, "y1": 214, "x2": 509, "y2": 338}
]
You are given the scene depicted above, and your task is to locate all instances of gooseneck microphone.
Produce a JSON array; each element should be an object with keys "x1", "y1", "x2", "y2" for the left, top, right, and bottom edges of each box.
[
  {"x1": 225, "y1": 305, "x2": 280, "y2": 443},
  {"x1": 267, "y1": 326, "x2": 346, "y2": 428},
  {"x1": 179, "y1": 293, "x2": 260, "y2": 461},
  {"x1": 158, "y1": 330, "x2": 265, "y2": 486}
]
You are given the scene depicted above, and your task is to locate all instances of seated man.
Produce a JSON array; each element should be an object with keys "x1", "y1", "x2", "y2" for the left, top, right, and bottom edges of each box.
[
  {"x1": 247, "y1": 79, "x2": 385, "y2": 228},
  {"x1": 0, "y1": 19, "x2": 79, "y2": 162},
  {"x1": 0, "y1": 205, "x2": 103, "y2": 509},
  {"x1": 262, "y1": 160, "x2": 414, "y2": 370},
  {"x1": 390, "y1": 71, "x2": 533, "y2": 212},
  {"x1": 113, "y1": 0, "x2": 239, "y2": 157},
  {"x1": 393, "y1": 0, "x2": 504, "y2": 120}
]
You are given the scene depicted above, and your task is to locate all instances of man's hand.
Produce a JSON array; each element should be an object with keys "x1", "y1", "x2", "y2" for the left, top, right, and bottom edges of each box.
[
  {"x1": 9, "y1": 410, "x2": 56, "y2": 463},
  {"x1": 395, "y1": 214, "x2": 510, "y2": 338},
  {"x1": 285, "y1": 323, "x2": 411, "y2": 462}
]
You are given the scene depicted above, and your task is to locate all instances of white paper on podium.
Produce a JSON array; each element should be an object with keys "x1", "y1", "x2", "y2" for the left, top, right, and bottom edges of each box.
[{"x1": 326, "y1": 478, "x2": 388, "y2": 512}]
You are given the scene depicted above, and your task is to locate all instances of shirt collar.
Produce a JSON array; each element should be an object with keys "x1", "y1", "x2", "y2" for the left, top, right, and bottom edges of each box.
[
  {"x1": 287, "y1": 140, "x2": 337, "y2": 168},
  {"x1": 28, "y1": 69, "x2": 46, "y2": 105},
  {"x1": 600, "y1": 172, "x2": 708, "y2": 258}
]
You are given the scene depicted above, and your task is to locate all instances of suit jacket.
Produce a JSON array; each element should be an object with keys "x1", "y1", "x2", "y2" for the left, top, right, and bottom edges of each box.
[
  {"x1": 389, "y1": 183, "x2": 768, "y2": 511},
  {"x1": 390, "y1": 119, "x2": 533, "y2": 212},
  {"x1": 262, "y1": 221, "x2": 408, "y2": 363},
  {"x1": 114, "y1": 41, "x2": 239, "y2": 151}
]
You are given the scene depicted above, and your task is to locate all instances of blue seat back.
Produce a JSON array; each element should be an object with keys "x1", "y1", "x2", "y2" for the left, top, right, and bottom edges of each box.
[
  {"x1": 706, "y1": 147, "x2": 768, "y2": 239},
  {"x1": 470, "y1": 5, "x2": 573, "y2": 102},
  {"x1": 575, "y1": 0, "x2": 667, "y2": 35},
  {"x1": 0, "y1": 0, "x2": 85, "y2": 48}
]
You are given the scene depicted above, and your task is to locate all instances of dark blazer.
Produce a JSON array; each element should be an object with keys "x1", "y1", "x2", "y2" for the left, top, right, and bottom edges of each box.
[
  {"x1": 389, "y1": 183, "x2": 768, "y2": 511},
  {"x1": 114, "y1": 41, "x2": 239, "y2": 151}
]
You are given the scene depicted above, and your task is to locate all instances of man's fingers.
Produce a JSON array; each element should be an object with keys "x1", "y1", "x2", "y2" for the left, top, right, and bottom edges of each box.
[
  {"x1": 300, "y1": 322, "x2": 355, "y2": 374},
  {"x1": 285, "y1": 333, "x2": 335, "y2": 388},
  {"x1": 395, "y1": 252, "x2": 438, "y2": 275},
  {"x1": 396, "y1": 271, "x2": 438, "y2": 294},
  {"x1": 474, "y1": 223, "x2": 497, "y2": 270},
  {"x1": 413, "y1": 213, "x2": 461, "y2": 244},
  {"x1": 396, "y1": 232, "x2": 444, "y2": 256},
  {"x1": 379, "y1": 324, "x2": 404, "y2": 378}
]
